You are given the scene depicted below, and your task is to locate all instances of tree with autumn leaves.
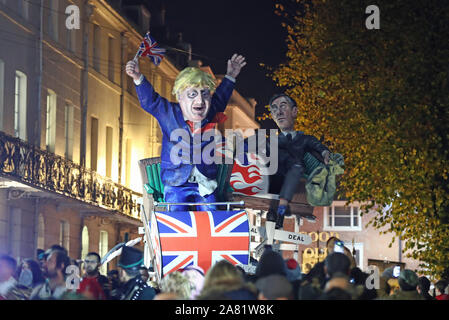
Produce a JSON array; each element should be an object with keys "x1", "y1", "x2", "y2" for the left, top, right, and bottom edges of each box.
[{"x1": 268, "y1": 0, "x2": 449, "y2": 278}]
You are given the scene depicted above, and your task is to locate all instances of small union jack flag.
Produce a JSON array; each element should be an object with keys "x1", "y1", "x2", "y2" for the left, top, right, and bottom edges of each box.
[
  {"x1": 150, "y1": 210, "x2": 250, "y2": 277},
  {"x1": 136, "y1": 32, "x2": 166, "y2": 66}
]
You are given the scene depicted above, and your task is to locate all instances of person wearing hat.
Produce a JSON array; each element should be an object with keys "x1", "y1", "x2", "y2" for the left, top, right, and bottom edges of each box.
[
  {"x1": 117, "y1": 246, "x2": 156, "y2": 300},
  {"x1": 384, "y1": 269, "x2": 425, "y2": 300},
  {"x1": 284, "y1": 258, "x2": 302, "y2": 299}
]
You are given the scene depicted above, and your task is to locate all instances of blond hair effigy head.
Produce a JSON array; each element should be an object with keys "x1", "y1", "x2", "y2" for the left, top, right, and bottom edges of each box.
[{"x1": 172, "y1": 67, "x2": 216, "y2": 100}]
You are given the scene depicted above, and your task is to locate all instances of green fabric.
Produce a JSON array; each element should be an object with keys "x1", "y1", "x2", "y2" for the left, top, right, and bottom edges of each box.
[
  {"x1": 303, "y1": 152, "x2": 323, "y2": 179},
  {"x1": 118, "y1": 257, "x2": 144, "y2": 269},
  {"x1": 399, "y1": 269, "x2": 419, "y2": 287},
  {"x1": 305, "y1": 153, "x2": 344, "y2": 206},
  {"x1": 145, "y1": 164, "x2": 164, "y2": 202},
  {"x1": 143, "y1": 163, "x2": 230, "y2": 202}
]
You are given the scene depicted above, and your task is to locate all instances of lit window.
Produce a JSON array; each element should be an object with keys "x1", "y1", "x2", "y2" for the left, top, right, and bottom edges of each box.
[
  {"x1": 14, "y1": 71, "x2": 27, "y2": 140},
  {"x1": 106, "y1": 126, "x2": 113, "y2": 177},
  {"x1": 81, "y1": 226, "x2": 89, "y2": 260},
  {"x1": 37, "y1": 214, "x2": 45, "y2": 249},
  {"x1": 59, "y1": 220, "x2": 70, "y2": 253},
  {"x1": 64, "y1": 104, "x2": 74, "y2": 160},
  {"x1": 46, "y1": 90, "x2": 57, "y2": 153},
  {"x1": 125, "y1": 138, "x2": 132, "y2": 186},
  {"x1": 90, "y1": 117, "x2": 98, "y2": 171},
  {"x1": 99, "y1": 231, "x2": 108, "y2": 275}
]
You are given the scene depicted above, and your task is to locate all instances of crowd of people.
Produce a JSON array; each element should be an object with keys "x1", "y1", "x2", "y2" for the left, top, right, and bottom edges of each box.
[{"x1": 0, "y1": 237, "x2": 448, "y2": 300}]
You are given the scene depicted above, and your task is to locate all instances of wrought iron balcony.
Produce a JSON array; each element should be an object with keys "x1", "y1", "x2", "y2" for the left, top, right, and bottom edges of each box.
[{"x1": 0, "y1": 131, "x2": 141, "y2": 219}]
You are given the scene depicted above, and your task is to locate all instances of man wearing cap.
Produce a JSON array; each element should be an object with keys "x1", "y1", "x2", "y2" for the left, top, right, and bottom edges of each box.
[
  {"x1": 384, "y1": 269, "x2": 425, "y2": 300},
  {"x1": 117, "y1": 246, "x2": 156, "y2": 300},
  {"x1": 126, "y1": 54, "x2": 246, "y2": 211},
  {"x1": 267, "y1": 93, "x2": 330, "y2": 229}
]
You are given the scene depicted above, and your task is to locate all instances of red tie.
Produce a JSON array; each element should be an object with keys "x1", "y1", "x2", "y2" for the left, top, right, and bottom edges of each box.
[{"x1": 185, "y1": 113, "x2": 227, "y2": 134}]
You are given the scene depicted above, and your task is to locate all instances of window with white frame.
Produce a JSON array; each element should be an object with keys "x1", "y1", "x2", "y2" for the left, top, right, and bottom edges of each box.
[
  {"x1": 59, "y1": 220, "x2": 70, "y2": 252},
  {"x1": 64, "y1": 103, "x2": 74, "y2": 160},
  {"x1": 14, "y1": 70, "x2": 27, "y2": 140},
  {"x1": 324, "y1": 201, "x2": 361, "y2": 230},
  {"x1": 99, "y1": 230, "x2": 108, "y2": 275},
  {"x1": 46, "y1": 89, "x2": 57, "y2": 153}
]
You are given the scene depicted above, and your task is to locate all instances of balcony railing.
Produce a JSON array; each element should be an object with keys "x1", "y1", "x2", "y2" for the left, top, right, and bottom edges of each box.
[{"x1": 0, "y1": 131, "x2": 141, "y2": 219}]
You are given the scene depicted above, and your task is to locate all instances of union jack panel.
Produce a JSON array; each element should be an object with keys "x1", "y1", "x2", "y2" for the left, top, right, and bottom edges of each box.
[{"x1": 149, "y1": 210, "x2": 250, "y2": 277}]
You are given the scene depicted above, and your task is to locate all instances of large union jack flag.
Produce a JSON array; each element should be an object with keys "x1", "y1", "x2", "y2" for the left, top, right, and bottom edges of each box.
[
  {"x1": 150, "y1": 210, "x2": 250, "y2": 277},
  {"x1": 136, "y1": 32, "x2": 166, "y2": 66}
]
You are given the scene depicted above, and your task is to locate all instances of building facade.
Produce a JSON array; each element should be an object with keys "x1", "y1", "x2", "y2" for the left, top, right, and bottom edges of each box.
[
  {"x1": 247, "y1": 200, "x2": 422, "y2": 275},
  {"x1": 0, "y1": 0, "x2": 259, "y2": 275}
]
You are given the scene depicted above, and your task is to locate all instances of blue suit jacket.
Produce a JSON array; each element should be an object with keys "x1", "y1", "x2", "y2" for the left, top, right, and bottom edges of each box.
[{"x1": 135, "y1": 76, "x2": 234, "y2": 187}]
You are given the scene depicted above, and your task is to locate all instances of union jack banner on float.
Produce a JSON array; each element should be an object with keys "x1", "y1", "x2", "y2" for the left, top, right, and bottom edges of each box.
[
  {"x1": 149, "y1": 210, "x2": 250, "y2": 276},
  {"x1": 136, "y1": 32, "x2": 166, "y2": 66}
]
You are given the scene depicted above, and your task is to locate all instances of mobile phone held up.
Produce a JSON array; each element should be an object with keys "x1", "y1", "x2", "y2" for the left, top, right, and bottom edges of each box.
[
  {"x1": 334, "y1": 240, "x2": 345, "y2": 253},
  {"x1": 393, "y1": 265, "x2": 401, "y2": 278}
]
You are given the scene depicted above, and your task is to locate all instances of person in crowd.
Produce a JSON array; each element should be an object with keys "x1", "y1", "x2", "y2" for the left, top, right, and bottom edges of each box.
[
  {"x1": 417, "y1": 276, "x2": 435, "y2": 300},
  {"x1": 319, "y1": 287, "x2": 353, "y2": 300},
  {"x1": 181, "y1": 265, "x2": 205, "y2": 299},
  {"x1": 198, "y1": 260, "x2": 257, "y2": 300},
  {"x1": 284, "y1": 258, "x2": 302, "y2": 300},
  {"x1": 108, "y1": 270, "x2": 120, "y2": 288},
  {"x1": 349, "y1": 267, "x2": 377, "y2": 300},
  {"x1": 321, "y1": 252, "x2": 361, "y2": 299},
  {"x1": 37, "y1": 249, "x2": 48, "y2": 274},
  {"x1": 107, "y1": 269, "x2": 122, "y2": 300},
  {"x1": 0, "y1": 255, "x2": 29, "y2": 300},
  {"x1": 139, "y1": 266, "x2": 150, "y2": 284},
  {"x1": 297, "y1": 263, "x2": 326, "y2": 300},
  {"x1": 434, "y1": 280, "x2": 449, "y2": 300},
  {"x1": 298, "y1": 236, "x2": 342, "y2": 299},
  {"x1": 266, "y1": 93, "x2": 330, "y2": 228},
  {"x1": 383, "y1": 269, "x2": 425, "y2": 300},
  {"x1": 77, "y1": 252, "x2": 108, "y2": 300},
  {"x1": 16, "y1": 259, "x2": 45, "y2": 290},
  {"x1": 155, "y1": 271, "x2": 193, "y2": 300},
  {"x1": 126, "y1": 54, "x2": 246, "y2": 211},
  {"x1": 254, "y1": 245, "x2": 287, "y2": 281},
  {"x1": 117, "y1": 246, "x2": 156, "y2": 300},
  {"x1": 30, "y1": 249, "x2": 71, "y2": 300},
  {"x1": 256, "y1": 274, "x2": 293, "y2": 300}
]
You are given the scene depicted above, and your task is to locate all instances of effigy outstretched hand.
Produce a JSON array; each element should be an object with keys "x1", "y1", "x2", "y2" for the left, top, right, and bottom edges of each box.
[{"x1": 226, "y1": 54, "x2": 247, "y2": 79}]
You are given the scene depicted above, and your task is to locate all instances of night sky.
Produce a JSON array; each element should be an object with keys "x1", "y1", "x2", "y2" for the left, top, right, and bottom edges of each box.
[{"x1": 160, "y1": 0, "x2": 290, "y2": 129}]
